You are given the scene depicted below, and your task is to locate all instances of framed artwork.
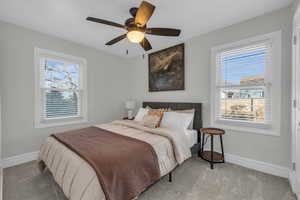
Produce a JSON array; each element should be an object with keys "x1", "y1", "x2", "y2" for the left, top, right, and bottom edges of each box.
[{"x1": 148, "y1": 43, "x2": 185, "y2": 92}]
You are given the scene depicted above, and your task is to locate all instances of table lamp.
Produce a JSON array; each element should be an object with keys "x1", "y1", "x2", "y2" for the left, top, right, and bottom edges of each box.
[{"x1": 125, "y1": 100, "x2": 136, "y2": 119}]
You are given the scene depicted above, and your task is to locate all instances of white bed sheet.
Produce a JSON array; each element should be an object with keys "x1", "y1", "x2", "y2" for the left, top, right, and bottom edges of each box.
[{"x1": 184, "y1": 129, "x2": 198, "y2": 147}]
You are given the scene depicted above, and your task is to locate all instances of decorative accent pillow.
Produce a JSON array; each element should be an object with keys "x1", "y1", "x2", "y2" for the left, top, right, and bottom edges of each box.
[
  {"x1": 146, "y1": 106, "x2": 171, "y2": 112},
  {"x1": 141, "y1": 115, "x2": 161, "y2": 128},
  {"x1": 147, "y1": 109, "x2": 165, "y2": 128}
]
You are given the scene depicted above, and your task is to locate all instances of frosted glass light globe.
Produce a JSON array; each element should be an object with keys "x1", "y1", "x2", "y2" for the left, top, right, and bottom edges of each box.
[{"x1": 127, "y1": 31, "x2": 145, "y2": 43}]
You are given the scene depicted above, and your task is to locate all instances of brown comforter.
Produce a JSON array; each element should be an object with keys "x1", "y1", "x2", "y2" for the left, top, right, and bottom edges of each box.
[{"x1": 51, "y1": 126, "x2": 160, "y2": 200}]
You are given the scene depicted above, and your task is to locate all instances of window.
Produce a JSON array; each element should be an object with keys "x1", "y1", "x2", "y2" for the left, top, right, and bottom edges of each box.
[
  {"x1": 35, "y1": 48, "x2": 87, "y2": 128},
  {"x1": 211, "y1": 31, "x2": 281, "y2": 135},
  {"x1": 218, "y1": 43, "x2": 270, "y2": 123}
]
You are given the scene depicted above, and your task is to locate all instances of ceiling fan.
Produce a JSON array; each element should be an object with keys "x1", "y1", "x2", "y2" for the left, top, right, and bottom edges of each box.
[{"x1": 86, "y1": 1, "x2": 181, "y2": 51}]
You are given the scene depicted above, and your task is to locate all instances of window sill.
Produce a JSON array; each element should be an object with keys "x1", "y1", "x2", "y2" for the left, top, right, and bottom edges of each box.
[
  {"x1": 35, "y1": 118, "x2": 89, "y2": 128},
  {"x1": 211, "y1": 120, "x2": 280, "y2": 136},
  {"x1": 216, "y1": 119, "x2": 272, "y2": 128}
]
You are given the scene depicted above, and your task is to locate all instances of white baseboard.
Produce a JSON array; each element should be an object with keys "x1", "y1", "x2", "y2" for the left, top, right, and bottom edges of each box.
[
  {"x1": 289, "y1": 171, "x2": 297, "y2": 194},
  {"x1": 0, "y1": 151, "x2": 290, "y2": 179},
  {"x1": 225, "y1": 153, "x2": 289, "y2": 178},
  {"x1": 2, "y1": 151, "x2": 39, "y2": 168},
  {"x1": 0, "y1": 167, "x2": 2, "y2": 200}
]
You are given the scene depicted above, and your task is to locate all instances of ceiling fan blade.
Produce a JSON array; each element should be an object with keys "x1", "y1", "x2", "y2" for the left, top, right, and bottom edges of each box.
[
  {"x1": 135, "y1": 1, "x2": 155, "y2": 27},
  {"x1": 105, "y1": 34, "x2": 127, "y2": 45},
  {"x1": 86, "y1": 17, "x2": 125, "y2": 29},
  {"x1": 146, "y1": 28, "x2": 181, "y2": 36},
  {"x1": 140, "y1": 37, "x2": 152, "y2": 51}
]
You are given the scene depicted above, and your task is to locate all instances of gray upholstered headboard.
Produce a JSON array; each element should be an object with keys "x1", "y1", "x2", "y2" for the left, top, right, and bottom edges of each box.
[{"x1": 142, "y1": 102, "x2": 202, "y2": 131}]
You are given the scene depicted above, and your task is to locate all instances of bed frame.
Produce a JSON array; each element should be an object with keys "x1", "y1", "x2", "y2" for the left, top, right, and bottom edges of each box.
[{"x1": 142, "y1": 102, "x2": 203, "y2": 182}]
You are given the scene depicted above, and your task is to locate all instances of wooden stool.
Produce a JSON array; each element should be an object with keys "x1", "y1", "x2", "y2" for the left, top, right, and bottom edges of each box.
[{"x1": 200, "y1": 128, "x2": 225, "y2": 169}]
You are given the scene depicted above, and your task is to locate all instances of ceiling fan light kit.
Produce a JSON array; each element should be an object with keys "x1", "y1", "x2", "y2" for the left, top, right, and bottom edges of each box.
[
  {"x1": 127, "y1": 30, "x2": 145, "y2": 43},
  {"x1": 86, "y1": 1, "x2": 181, "y2": 51}
]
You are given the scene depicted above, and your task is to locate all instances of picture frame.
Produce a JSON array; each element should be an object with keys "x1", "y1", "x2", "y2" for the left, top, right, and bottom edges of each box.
[{"x1": 148, "y1": 43, "x2": 185, "y2": 92}]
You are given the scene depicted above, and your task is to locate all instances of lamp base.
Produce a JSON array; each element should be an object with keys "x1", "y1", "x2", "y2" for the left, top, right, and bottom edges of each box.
[{"x1": 128, "y1": 110, "x2": 134, "y2": 120}]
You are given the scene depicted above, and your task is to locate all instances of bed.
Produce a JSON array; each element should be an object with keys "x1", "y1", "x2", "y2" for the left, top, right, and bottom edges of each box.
[{"x1": 38, "y1": 102, "x2": 202, "y2": 200}]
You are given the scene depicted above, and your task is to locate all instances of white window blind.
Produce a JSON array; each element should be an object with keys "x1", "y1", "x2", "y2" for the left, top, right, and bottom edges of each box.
[
  {"x1": 35, "y1": 48, "x2": 87, "y2": 128},
  {"x1": 41, "y1": 59, "x2": 81, "y2": 120},
  {"x1": 215, "y1": 42, "x2": 272, "y2": 124}
]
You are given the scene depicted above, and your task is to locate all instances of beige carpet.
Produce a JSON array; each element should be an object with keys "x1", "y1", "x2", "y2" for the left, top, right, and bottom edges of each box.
[{"x1": 4, "y1": 157, "x2": 296, "y2": 200}]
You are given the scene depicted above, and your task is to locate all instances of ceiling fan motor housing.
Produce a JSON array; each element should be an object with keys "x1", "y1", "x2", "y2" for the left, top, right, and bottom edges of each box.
[
  {"x1": 125, "y1": 18, "x2": 135, "y2": 27},
  {"x1": 129, "y1": 7, "x2": 138, "y2": 17}
]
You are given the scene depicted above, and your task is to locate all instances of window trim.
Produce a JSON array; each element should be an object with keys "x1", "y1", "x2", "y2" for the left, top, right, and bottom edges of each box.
[
  {"x1": 34, "y1": 48, "x2": 88, "y2": 128},
  {"x1": 210, "y1": 31, "x2": 282, "y2": 136}
]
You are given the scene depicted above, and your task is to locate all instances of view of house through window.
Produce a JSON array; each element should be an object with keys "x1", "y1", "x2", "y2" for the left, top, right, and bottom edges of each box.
[{"x1": 217, "y1": 44, "x2": 269, "y2": 123}]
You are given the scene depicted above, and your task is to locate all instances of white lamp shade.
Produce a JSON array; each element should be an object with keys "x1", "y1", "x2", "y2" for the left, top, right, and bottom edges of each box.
[{"x1": 125, "y1": 101, "x2": 136, "y2": 110}]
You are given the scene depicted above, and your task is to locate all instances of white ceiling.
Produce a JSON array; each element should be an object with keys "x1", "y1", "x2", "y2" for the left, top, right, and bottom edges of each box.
[{"x1": 0, "y1": 0, "x2": 293, "y2": 58}]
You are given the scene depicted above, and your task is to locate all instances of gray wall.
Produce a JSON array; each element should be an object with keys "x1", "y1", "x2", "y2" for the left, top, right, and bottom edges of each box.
[
  {"x1": 292, "y1": 0, "x2": 300, "y2": 15},
  {"x1": 0, "y1": 21, "x2": 131, "y2": 158},
  {"x1": 128, "y1": 7, "x2": 293, "y2": 167}
]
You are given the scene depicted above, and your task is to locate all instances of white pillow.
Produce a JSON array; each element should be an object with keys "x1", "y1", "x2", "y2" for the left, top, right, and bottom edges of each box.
[
  {"x1": 160, "y1": 112, "x2": 194, "y2": 130},
  {"x1": 134, "y1": 108, "x2": 149, "y2": 121},
  {"x1": 173, "y1": 109, "x2": 195, "y2": 129}
]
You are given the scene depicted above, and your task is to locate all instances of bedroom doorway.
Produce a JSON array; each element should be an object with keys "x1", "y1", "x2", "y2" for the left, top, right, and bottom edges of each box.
[{"x1": 0, "y1": 96, "x2": 2, "y2": 200}]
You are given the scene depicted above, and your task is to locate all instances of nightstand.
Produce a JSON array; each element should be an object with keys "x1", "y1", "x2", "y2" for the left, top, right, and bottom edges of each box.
[
  {"x1": 199, "y1": 128, "x2": 225, "y2": 169},
  {"x1": 122, "y1": 117, "x2": 134, "y2": 120}
]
